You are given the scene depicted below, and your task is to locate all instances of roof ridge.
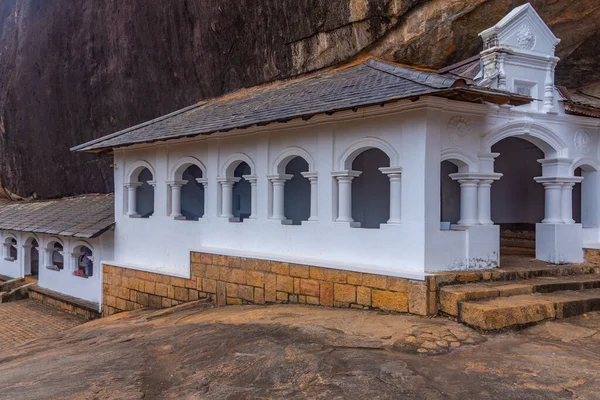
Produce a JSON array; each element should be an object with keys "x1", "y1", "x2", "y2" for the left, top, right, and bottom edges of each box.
[{"x1": 365, "y1": 58, "x2": 457, "y2": 89}]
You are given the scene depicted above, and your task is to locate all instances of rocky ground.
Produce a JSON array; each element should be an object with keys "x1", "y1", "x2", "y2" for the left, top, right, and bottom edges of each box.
[{"x1": 0, "y1": 302, "x2": 599, "y2": 399}]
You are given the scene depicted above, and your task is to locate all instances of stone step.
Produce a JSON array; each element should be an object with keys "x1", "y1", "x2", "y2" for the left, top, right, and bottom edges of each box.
[
  {"x1": 500, "y1": 246, "x2": 535, "y2": 256},
  {"x1": 500, "y1": 238, "x2": 535, "y2": 249},
  {"x1": 459, "y1": 289, "x2": 600, "y2": 330},
  {"x1": 440, "y1": 274, "x2": 600, "y2": 316},
  {"x1": 435, "y1": 260, "x2": 599, "y2": 288}
]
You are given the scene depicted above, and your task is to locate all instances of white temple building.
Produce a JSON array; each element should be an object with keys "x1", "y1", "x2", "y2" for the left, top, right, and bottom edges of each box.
[
  {"x1": 2, "y1": 4, "x2": 600, "y2": 318},
  {"x1": 72, "y1": 4, "x2": 600, "y2": 281}
]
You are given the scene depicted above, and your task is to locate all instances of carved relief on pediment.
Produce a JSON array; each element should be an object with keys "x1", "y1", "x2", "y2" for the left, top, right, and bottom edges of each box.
[{"x1": 448, "y1": 117, "x2": 471, "y2": 146}]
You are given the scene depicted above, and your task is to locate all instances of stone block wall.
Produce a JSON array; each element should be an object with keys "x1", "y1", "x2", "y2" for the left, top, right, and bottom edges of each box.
[
  {"x1": 102, "y1": 252, "x2": 437, "y2": 317},
  {"x1": 29, "y1": 287, "x2": 101, "y2": 320}
]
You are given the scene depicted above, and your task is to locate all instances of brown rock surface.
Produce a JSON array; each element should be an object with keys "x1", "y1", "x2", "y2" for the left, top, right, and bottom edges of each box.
[
  {"x1": 1, "y1": 1, "x2": 600, "y2": 197},
  {"x1": 1, "y1": 303, "x2": 600, "y2": 398}
]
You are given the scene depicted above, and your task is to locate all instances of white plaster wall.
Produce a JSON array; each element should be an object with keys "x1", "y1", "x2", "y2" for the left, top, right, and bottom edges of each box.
[
  {"x1": 0, "y1": 231, "x2": 24, "y2": 278},
  {"x1": 111, "y1": 107, "x2": 431, "y2": 279}
]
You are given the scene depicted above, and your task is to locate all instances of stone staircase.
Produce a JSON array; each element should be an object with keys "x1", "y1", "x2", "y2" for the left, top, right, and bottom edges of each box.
[
  {"x1": 438, "y1": 255, "x2": 600, "y2": 330},
  {"x1": 0, "y1": 278, "x2": 36, "y2": 303},
  {"x1": 500, "y1": 227, "x2": 535, "y2": 256}
]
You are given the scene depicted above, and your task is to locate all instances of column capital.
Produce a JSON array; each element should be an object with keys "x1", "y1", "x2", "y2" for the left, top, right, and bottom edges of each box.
[
  {"x1": 147, "y1": 180, "x2": 157, "y2": 188},
  {"x1": 449, "y1": 172, "x2": 502, "y2": 181},
  {"x1": 301, "y1": 171, "x2": 318, "y2": 180},
  {"x1": 379, "y1": 166, "x2": 403, "y2": 175},
  {"x1": 195, "y1": 178, "x2": 208, "y2": 187},
  {"x1": 267, "y1": 174, "x2": 293, "y2": 183},
  {"x1": 534, "y1": 176, "x2": 583, "y2": 185},
  {"x1": 332, "y1": 170, "x2": 362, "y2": 180},
  {"x1": 477, "y1": 151, "x2": 500, "y2": 160},
  {"x1": 217, "y1": 176, "x2": 241, "y2": 185},
  {"x1": 166, "y1": 180, "x2": 188, "y2": 187},
  {"x1": 123, "y1": 181, "x2": 143, "y2": 189},
  {"x1": 242, "y1": 174, "x2": 258, "y2": 184}
]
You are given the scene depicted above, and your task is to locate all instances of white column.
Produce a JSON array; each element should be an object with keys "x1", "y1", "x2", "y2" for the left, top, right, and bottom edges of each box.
[
  {"x1": 332, "y1": 171, "x2": 361, "y2": 223},
  {"x1": 243, "y1": 175, "x2": 258, "y2": 219},
  {"x1": 477, "y1": 180, "x2": 494, "y2": 225},
  {"x1": 218, "y1": 177, "x2": 239, "y2": 219},
  {"x1": 167, "y1": 180, "x2": 187, "y2": 219},
  {"x1": 196, "y1": 178, "x2": 208, "y2": 218},
  {"x1": 561, "y1": 182, "x2": 576, "y2": 224},
  {"x1": 380, "y1": 167, "x2": 403, "y2": 225},
  {"x1": 457, "y1": 179, "x2": 479, "y2": 226},
  {"x1": 541, "y1": 182, "x2": 563, "y2": 224},
  {"x1": 268, "y1": 174, "x2": 292, "y2": 220},
  {"x1": 301, "y1": 172, "x2": 318, "y2": 221},
  {"x1": 124, "y1": 182, "x2": 142, "y2": 217}
]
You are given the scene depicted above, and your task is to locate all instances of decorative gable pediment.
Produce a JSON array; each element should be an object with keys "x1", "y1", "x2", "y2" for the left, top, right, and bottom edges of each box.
[{"x1": 479, "y1": 3, "x2": 560, "y2": 57}]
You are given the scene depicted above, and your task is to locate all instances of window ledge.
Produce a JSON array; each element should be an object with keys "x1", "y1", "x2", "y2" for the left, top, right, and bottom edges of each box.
[
  {"x1": 73, "y1": 272, "x2": 90, "y2": 279},
  {"x1": 46, "y1": 265, "x2": 61, "y2": 271},
  {"x1": 3, "y1": 257, "x2": 15, "y2": 262}
]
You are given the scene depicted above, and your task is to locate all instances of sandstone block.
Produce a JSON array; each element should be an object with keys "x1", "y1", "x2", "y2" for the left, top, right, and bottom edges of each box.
[
  {"x1": 408, "y1": 281, "x2": 428, "y2": 316},
  {"x1": 148, "y1": 295, "x2": 162, "y2": 309},
  {"x1": 276, "y1": 275, "x2": 294, "y2": 293},
  {"x1": 372, "y1": 290, "x2": 408, "y2": 312},
  {"x1": 334, "y1": 283, "x2": 356, "y2": 303},
  {"x1": 320, "y1": 281, "x2": 333, "y2": 306},
  {"x1": 246, "y1": 270, "x2": 265, "y2": 287},
  {"x1": 155, "y1": 283, "x2": 168, "y2": 297},
  {"x1": 239, "y1": 285, "x2": 254, "y2": 301},
  {"x1": 300, "y1": 279, "x2": 320, "y2": 297},
  {"x1": 289, "y1": 264, "x2": 310, "y2": 278},
  {"x1": 270, "y1": 262, "x2": 289, "y2": 275},
  {"x1": 227, "y1": 297, "x2": 243, "y2": 305},
  {"x1": 226, "y1": 283, "x2": 239, "y2": 298},
  {"x1": 356, "y1": 286, "x2": 371, "y2": 306},
  {"x1": 265, "y1": 274, "x2": 277, "y2": 302},
  {"x1": 387, "y1": 277, "x2": 408, "y2": 292},
  {"x1": 190, "y1": 252, "x2": 202, "y2": 263},
  {"x1": 173, "y1": 287, "x2": 189, "y2": 302},
  {"x1": 347, "y1": 271, "x2": 363, "y2": 285},
  {"x1": 144, "y1": 281, "x2": 156, "y2": 295},
  {"x1": 206, "y1": 265, "x2": 220, "y2": 280},
  {"x1": 254, "y1": 288, "x2": 265, "y2": 304},
  {"x1": 363, "y1": 273, "x2": 387, "y2": 290},
  {"x1": 136, "y1": 292, "x2": 149, "y2": 307},
  {"x1": 310, "y1": 266, "x2": 346, "y2": 283},
  {"x1": 276, "y1": 291, "x2": 289, "y2": 302},
  {"x1": 216, "y1": 281, "x2": 227, "y2": 306},
  {"x1": 202, "y1": 278, "x2": 217, "y2": 294}
]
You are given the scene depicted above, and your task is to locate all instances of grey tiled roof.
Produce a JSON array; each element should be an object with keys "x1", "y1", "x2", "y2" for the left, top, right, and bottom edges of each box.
[
  {"x1": 0, "y1": 194, "x2": 114, "y2": 239},
  {"x1": 73, "y1": 57, "x2": 529, "y2": 152}
]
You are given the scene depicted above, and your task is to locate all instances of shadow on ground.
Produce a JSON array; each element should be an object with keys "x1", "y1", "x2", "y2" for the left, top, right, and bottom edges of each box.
[{"x1": 0, "y1": 303, "x2": 598, "y2": 399}]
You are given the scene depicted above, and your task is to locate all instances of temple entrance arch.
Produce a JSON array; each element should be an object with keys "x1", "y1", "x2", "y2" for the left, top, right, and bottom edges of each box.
[
  {"x1": 23, "y1": 237, "x2": 39, "y2": 276},
  {"x1": 491, "y1": 137, "x2": 545, "y2": 255}
]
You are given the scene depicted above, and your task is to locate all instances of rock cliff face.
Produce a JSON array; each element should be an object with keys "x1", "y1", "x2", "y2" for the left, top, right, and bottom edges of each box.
[{"x1": 1, "y1": 0, "x2": 600, "y2": 198}]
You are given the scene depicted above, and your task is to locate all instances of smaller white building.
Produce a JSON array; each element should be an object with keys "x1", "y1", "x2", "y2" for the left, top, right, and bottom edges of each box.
[{"x1": 0, "y1": 194, "x2": 114, "y2": 308}]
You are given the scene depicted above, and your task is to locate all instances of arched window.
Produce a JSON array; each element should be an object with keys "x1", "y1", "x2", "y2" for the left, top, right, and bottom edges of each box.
[
  {"x1": 3, "y1": 237, "x2": 17, "y2": 261},
  {"x1": 124, "y1": 162, "x2": 156, "y2": 218},
  {"x1": 177, "y1": 165, "x2": 205, "y2": 220},
  {"x1": 351, "y1": 148, "x2": 391, "y2": 229},
  {"x1": 24, "y1": 238, "x2": 39, "y2": 276},
  {"x1": 440, "y1": 160, "x2": 461, "y2": 229},
  {"x1": 72, "y1": 245, "x2": 94, "y2": 278},
  {"x1": 136, "y1": 168, "x2": 155, "y2": 218},
  {"x1": 46, "y1": 241, "x2": 64, "y2": 271},
  {"x1": 284, "y1": 157, "x2": 311, "y2": 225},
  {"x1": 232, "y1": 162, "x2": 252, "y2": 221}
]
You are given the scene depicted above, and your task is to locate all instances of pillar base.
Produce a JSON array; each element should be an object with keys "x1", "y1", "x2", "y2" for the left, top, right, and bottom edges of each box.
[{"x1": 536, "y1": 223, "x2": 583, "y2": 264}]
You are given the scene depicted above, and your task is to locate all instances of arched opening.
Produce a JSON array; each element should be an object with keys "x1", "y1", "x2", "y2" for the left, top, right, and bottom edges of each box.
[
  {"x1": 284, "y1": 157, "x2": 310, "y2": 225},
  {"x1": 24, "y1": 238, "x2": 39, "y2": 276},
  {"x1": 73, "y1": 245, "x2": 94, "y2": 278},
  {"x1": 232, "y1": 162, "x2": 252, "y2": 221},
  {"x1": 440, "y1": 160, "x2": 461, "y2": 229},
  {"x1": 46, "y1": 241, "x2": 64, "y2": 271},
  {"x1": 574, "y1": 165, "x2": 597, "y2": 228},
  {"x1": 491, "y1": 137, "x2": 545, "y2": 256},
  {"x1": 180, "y1": 165, "x2": 205, "y2": 220},
  {"x1": 136, "y1": 168, "x2": 155, "y2": 218},
  {"x1": 3, "y1": 237, "x2": 17, "y2": 261},
  {"x1": 351, "y1": 148, "x2": 390, "y2": 229}
]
